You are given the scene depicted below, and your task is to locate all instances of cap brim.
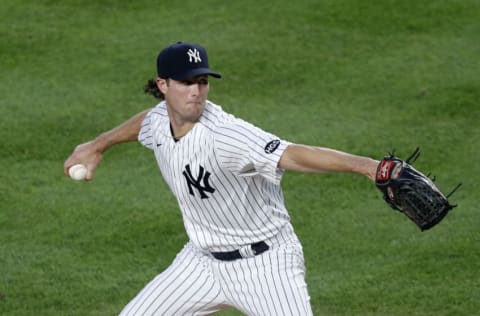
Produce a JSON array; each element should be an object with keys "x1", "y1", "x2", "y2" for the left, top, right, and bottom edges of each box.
[{"x1": 171, "y1": 68, "x2": 222, "y2": 80}]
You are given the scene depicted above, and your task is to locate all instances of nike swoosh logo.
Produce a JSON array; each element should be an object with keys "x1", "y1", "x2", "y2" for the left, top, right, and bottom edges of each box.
[{"x1": 156, "y1": 143, "x2": 162, "y2": 147}]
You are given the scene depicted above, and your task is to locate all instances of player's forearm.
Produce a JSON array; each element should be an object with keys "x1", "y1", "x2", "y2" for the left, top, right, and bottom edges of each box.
[
  {"x1": 93, "y1": 109, "x2": 150, "y2": 153},
  {"x1": 279, "y1": 144, "x2": 379, "y2": 181},
  {"x1": 64, "y1": 109, "x2": 150, "y2": 179}
]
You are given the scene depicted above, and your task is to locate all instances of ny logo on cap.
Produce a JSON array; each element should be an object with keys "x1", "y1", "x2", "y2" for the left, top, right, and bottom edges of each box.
[{"x1": 187, "y1": 48, "x2": 202, "y2": 63}]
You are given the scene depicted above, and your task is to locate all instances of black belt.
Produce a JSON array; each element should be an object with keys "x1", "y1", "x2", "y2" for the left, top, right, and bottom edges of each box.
[{"x1": 211, "y1": 241, "x2": 269, "y2": 261}]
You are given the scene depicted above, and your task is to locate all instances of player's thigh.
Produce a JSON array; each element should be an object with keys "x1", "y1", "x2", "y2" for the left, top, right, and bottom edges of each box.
[
  {"x1": 119, "y1": 244, "x2": 224, "y2": 316},
  {"x1": 218, "y1": 243, "x2": 313, "y2": 316}
]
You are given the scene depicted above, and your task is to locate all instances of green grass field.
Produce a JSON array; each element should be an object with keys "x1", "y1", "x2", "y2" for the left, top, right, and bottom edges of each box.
[{"x1": 1, "y1": 0, "x2": 479, "y2": 315}]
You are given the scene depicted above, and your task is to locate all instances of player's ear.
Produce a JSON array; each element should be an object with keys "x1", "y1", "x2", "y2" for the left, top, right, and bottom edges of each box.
[{"x1": 156, "y1": 78, "x2": 169, "y2": 94}]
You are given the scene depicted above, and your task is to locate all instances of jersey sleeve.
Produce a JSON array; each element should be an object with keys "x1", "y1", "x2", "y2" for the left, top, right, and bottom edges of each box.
[
  {"x1": 138, "y1": 109, "x2": 155, "y2": 150},
  {"x1": 138, "y1": 103, "x2": 168, "y2": 150},
  {"x1": 213, "y1": 119, "x2": 290, "y2": 184}
]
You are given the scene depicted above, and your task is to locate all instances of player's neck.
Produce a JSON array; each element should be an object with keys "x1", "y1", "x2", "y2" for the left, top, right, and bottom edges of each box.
[
  {"x1": 169, "y1": 121, "x2": 195, "y2": 141},
  {"x1": 165, "y1": 102, "x2": 201, "y2": 141}
]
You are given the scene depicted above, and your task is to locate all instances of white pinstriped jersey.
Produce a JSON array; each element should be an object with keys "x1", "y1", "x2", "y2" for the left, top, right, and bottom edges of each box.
[{"x1": 138, "y1": 100, "x2": 291, "y2": 252}]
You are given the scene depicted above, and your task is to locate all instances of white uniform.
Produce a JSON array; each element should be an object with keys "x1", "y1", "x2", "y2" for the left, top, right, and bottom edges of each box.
[{"x1": 119, "y1": 101, "x2": 312, "y2": 316}]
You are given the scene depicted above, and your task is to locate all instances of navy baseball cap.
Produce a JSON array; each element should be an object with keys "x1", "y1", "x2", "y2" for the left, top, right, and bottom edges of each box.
[{"x1": 156, "y1": 42, "x2": 222, "y2": 80}]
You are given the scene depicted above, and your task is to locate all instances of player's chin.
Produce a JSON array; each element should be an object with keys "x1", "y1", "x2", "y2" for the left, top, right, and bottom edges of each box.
[{"x1": 186, "y1": 102, "x2": 206, "y2": 116}]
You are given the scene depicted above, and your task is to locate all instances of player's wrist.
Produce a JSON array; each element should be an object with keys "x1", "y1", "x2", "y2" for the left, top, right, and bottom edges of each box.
[
  {"x1": 368, "y1": 159, "x2": 381, "y2": 182},
  {"x1": 356, "y1": 158, "x2": 379, "y2": 182},
  {"x1": 93, "y1": 132, "x2": 116, "y2": 153}
]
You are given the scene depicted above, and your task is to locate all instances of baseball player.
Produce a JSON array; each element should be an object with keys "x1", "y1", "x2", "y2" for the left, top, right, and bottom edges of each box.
[{"x1": 64, "y1": 42, "x2": 379, "y2": 315}]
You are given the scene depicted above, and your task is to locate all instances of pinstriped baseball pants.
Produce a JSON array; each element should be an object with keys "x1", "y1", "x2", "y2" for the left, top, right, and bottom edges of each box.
[{"x1": 119, "y1": 225, "x2": 313, "y2": 316}]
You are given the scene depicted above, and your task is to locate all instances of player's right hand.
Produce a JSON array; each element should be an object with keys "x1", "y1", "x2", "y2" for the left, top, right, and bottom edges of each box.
[{"x1": 64, "y1": 140, "x2": 104, "y2": 180}]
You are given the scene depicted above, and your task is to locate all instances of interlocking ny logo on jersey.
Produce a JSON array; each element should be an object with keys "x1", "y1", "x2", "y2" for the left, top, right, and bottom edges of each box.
[
  {"x1": 183, "y1": 164, "x2": 215, "y2": 199},
  {"x1": 187, "y1": 48, "x2": 202, "y2": 63}
]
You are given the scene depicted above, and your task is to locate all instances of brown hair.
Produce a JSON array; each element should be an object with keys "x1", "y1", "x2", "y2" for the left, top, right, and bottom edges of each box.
[{"x1": 144, "y1": 78, "x2": 165, "y2": 100}]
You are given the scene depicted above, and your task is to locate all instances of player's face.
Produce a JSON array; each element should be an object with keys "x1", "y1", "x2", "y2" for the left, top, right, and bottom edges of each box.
[{"x1": 157, "y1": 75, "x2": 210, "y2": 123}]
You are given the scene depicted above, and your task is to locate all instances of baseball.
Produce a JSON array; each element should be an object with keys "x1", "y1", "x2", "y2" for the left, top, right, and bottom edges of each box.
[{"x1": 69, "y1": 164, "x2": 88, "y2": 181}]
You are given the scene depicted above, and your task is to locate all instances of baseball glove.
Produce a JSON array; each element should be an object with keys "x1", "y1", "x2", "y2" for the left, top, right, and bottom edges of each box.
[{"x1": 375, "y1": 148, "x2": 461, "y2": 231}]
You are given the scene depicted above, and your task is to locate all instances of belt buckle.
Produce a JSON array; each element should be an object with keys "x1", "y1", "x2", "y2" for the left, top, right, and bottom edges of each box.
[{"x1": 238, "y1": 245, "x2": 257, "y2": 259}]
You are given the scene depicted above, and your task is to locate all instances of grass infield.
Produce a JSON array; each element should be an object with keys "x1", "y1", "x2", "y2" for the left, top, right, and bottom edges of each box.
[{"x1": 1, "y1": 1, "x2": 479, "y2": 315}]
